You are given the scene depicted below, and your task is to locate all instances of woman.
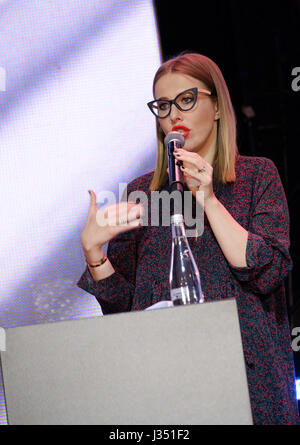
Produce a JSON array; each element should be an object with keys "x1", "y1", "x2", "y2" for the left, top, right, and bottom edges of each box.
[{"x1": 77, "y1": 52, "x2": 299, "y2": 425}]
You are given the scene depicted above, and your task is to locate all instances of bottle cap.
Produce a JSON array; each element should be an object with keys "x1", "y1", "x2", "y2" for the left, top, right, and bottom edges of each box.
[{"x1": 171, "y1": 214, "x2": 184, "y2": 224}]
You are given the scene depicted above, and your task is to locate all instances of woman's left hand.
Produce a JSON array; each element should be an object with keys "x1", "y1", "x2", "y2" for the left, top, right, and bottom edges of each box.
[{"x1": 173, "y1": 148, "x2": 215, "y2": 205}]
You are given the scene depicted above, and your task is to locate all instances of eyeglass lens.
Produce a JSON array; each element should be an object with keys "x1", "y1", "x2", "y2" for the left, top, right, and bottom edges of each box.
[{"x1": 152, "y1": 89, "x2": 196, "y2": 118}]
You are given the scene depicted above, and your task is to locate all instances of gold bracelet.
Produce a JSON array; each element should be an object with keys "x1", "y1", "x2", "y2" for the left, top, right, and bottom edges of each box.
[{"x1": 86, "y1": 256, "x2": 108, "y2": 268}]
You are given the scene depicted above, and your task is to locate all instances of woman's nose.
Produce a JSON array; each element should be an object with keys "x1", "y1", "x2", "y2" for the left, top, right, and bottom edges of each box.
[{"x1": 169, "y1": 104, "x2": 183, "y2": 123}]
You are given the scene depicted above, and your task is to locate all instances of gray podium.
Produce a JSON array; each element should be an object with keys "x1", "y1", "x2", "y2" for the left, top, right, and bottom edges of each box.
[{"x1": 0, "y1": 299, "x2": 253, "y2": 425}]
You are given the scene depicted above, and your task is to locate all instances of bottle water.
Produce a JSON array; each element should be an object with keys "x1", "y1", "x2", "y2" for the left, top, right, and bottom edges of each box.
[{"x1": 169, "y1": 214, "x2": 204, "y2": 305}]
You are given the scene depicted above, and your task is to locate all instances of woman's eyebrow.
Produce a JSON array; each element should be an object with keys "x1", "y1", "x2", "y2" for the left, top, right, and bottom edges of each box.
[
  {"x1": 156, "y1": 88, "x2": 192, "y2": 101},
  {"x1": 156, "y1": 95, "x2": 169, "y2": 101}
]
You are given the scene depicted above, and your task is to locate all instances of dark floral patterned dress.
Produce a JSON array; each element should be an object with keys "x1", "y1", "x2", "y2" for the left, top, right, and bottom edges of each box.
[{"x1": 78, "y1": 155, "x2": 299, "y2": 425}]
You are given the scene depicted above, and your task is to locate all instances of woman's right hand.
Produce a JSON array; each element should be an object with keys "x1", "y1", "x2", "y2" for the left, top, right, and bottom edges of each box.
[{"x1": 80, "y1": 190, "x2": 144, "y2": 254}]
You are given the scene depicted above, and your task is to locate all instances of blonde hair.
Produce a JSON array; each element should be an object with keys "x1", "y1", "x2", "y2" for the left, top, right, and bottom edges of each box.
[{"x1": 149, "y1": 52, "x2": 239, "y2": 191}]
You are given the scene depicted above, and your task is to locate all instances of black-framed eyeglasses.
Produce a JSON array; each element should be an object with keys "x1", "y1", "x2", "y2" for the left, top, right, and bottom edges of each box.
[{"x1": 147, "y1": 87, "x2": 213, "y2": 119}]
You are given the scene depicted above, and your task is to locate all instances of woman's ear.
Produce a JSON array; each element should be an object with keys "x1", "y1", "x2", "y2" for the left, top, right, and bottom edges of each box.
[{"x1": 214, "y1": 100, "x2": 220, "y2": 120}]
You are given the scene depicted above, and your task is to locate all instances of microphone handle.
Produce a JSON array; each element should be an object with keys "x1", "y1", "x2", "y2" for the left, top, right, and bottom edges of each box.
[{"x1": 167, "y1": 140, "x2": 184, "y2": 193}]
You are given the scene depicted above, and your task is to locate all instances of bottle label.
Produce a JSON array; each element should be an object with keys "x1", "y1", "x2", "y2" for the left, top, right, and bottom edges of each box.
[
  {"x1": 170, "y1": 286, "x2": 190, "y2": 303},
  {"x1": 170, "y1": 286, "x2": 203, "y2": 305}
]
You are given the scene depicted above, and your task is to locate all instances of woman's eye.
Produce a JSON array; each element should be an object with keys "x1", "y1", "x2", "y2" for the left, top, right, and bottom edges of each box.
[
  {"x1": 181, "y1": 96, "x2": 193, "y2": 104},
  {"x1": 158, "y1": 102, "x2": 169, "y2": 110}
]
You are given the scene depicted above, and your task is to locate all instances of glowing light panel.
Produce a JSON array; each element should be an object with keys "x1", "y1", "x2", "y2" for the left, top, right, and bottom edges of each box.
[{"x1": 0, "y1": 0, "x2": 161, "y2": 425}]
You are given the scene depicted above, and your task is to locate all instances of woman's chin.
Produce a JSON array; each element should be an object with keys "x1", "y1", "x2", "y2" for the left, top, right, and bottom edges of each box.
[{"x1": 182, "y1": 140, "x2": 198, "y2": 153}]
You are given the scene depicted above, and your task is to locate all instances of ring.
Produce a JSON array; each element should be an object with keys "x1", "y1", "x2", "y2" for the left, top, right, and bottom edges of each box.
[{"x1": 198, "y1": 167, "x2": 206, "y2": 173}]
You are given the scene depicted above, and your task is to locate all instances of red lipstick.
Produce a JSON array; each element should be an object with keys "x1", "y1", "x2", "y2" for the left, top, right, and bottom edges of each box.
[{"x1": 172, "y1": 125, "x2": 190, "y2": 138}]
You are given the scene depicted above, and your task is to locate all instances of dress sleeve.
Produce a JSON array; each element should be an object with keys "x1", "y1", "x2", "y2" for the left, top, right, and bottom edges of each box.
[
  {"x1": 77, "y1": 227, "x2": 139, "y2": 314},
  {"x1": 229, "y1": 158, "x2": 293, "y2": 295}
]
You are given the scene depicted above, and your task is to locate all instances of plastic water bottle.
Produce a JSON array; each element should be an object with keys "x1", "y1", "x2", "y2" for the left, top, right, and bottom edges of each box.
[{"x1": 169, "y1": 214, "x2": 204, "y2": 305}]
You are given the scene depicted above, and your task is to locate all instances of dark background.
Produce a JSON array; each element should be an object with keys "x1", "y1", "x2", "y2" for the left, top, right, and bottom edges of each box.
[{"x1": 154, "y1": 0, "x2": 300, "y2": 379}]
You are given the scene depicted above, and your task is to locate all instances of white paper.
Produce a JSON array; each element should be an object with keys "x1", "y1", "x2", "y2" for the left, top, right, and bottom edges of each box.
[{"x1": 145, "y1": 300, "x2": 174, "y2": 311}]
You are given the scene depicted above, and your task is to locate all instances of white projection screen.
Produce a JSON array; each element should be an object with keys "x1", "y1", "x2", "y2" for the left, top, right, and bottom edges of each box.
[{"x1": 0, "y1": 0, "x2": 161, "y2": 424}]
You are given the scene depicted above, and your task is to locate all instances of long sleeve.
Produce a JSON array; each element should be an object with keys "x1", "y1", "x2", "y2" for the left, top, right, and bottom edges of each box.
[
  {"x1": 77, "y1": 227, "x2": 138, "y2": 314},
  {"x1": 229, "y1": 158, "x2": 292, "y2": 295}
]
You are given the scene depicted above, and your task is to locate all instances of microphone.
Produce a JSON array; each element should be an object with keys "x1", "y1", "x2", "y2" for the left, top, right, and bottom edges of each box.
[{"x1": 164, "y1": 131, "x2": 185, "y2": 192}]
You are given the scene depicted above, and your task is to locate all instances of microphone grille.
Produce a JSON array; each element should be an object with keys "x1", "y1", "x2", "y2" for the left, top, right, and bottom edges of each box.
[{"x1": 164, "y1": 131, "x2": 185, "y2": 148}]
